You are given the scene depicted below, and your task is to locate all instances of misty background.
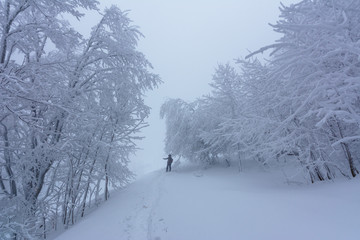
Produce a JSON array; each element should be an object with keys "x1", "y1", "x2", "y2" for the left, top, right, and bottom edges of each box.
[{"x1": 72, "y1": 0, "x2": 297, "y2": 174}]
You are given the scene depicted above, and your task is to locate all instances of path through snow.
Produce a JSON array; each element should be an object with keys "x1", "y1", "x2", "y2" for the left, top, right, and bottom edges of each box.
[{"x1": 54, "y1": 165, "x2": 360, "y2": 240}]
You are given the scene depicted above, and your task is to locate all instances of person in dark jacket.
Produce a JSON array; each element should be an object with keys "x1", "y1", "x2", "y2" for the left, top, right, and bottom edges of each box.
[{"x1": 163, "y1": 154, "x2": 173, "y2": 172}]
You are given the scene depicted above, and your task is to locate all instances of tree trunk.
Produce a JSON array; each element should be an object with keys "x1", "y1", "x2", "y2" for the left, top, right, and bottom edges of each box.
[
  {"x1": 309, "y1": 149, "x2": 325, "y2": 183},
  {"x1": 336, "y1": 119, "x2": 358, "y2": 177},
  {"x1": 1, "y1": 123, "x2": 17, "y2": 197},
  {"x1": 80, "y1": 131, "x2": 104, "y2": 217},
  {"x1": 237, "y1": 143, "x2": 242, "y2": 172},
  {"x1": 341, "y1": 142, "x2": 358, "y2": 177},
  {"x1": 105, "y1": 171, "x2": 109, "y2": 201},
  {"x1": 81, "y1": 155, "x2": 98, "y2": 217},
  {"x1": 104, "y1": 128, "x2": 116, "y2": 201}
]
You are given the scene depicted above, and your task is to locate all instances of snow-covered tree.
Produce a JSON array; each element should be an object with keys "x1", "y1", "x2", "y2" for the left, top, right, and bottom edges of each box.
[
  {"x1": 200, "y1": 60, "x2": 273, "y2": 169},
  {"x1": 197, "y1": 64, "x2": 243, "y2": 166},
  {"x1": 0, "y1": 2, "x2": 160, "y2": 239},
  {"x1": 161, "y1": 63, "x2": 249, "y2": 166},
  {"x1": 160, "y1": 99, "x2": 201, "y2": 161},
  {"x1": 58, "y1": 6, "x2": 160, "y2": 226},
  {"x1": 246, "y1": 0, "x2": 360, "y2": 182},
  {"x1": 161, "y1": 0, "x2": 360, "y2": 183}
]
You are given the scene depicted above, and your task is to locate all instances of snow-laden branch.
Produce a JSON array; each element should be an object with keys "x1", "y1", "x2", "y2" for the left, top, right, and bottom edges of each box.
[
  {"x1": 331, "y1": 136, "x2": 360, "y2": 147},
  {"x1": 245, "y1": 43, "x2": 293, "y2": 59}
]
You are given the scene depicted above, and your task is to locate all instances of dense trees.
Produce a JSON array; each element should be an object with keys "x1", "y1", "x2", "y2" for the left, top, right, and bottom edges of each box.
[
  {"x1": 161, "y1": 0, "x2": 360, "y2": 182},
  {"x1": 0, "y1": 1, "x2": 160, "y2": 239}
]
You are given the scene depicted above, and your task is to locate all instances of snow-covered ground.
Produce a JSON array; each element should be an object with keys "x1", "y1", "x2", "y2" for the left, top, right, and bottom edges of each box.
[{"x1": 53, "y1": 164, "x2": 360, "y2": 240}]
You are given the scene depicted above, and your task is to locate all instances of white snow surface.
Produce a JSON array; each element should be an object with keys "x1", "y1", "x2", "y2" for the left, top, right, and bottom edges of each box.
[{"x1": 54, "y1": 164, "x2": 360, "y2": 240}]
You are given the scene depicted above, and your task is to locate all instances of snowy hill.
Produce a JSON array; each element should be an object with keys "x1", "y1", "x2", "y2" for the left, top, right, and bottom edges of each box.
[{"x1": 53, "y1": 164, "x2": 360, "y2": 240}]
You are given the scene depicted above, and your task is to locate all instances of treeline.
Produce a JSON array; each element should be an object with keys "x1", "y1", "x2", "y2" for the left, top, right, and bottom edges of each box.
[
  {"x1": 161, "y1": 0, "x2": 360, "y2": 183},
  {"x1": 0, "y1": 1, "x2": 160, "y2": 239}
]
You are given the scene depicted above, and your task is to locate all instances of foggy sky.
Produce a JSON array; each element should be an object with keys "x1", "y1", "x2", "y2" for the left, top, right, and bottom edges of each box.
[{"x1": 74, "y1": 0, "x2": 298, "y2": 175}]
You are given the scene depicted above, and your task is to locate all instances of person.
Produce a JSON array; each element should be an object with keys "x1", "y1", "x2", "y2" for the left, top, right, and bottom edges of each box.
[{"x1": 163, "y1": 154, "x2": 173, "y2": 172}]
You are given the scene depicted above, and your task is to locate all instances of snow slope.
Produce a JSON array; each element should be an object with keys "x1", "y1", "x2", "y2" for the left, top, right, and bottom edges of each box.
[{"x1": 54, "y1": 164, "x2": 360, "y2": 240}]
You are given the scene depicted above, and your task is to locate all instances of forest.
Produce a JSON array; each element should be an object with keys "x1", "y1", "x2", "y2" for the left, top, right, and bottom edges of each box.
[
  {"x1": 161, "y1": 1, "x2": 360, "y2": 182},
  {"x1": 1, "y1": 0, "x2": 360, "y2": 239},
  {"x1": 0, "y1": 1, "x2": 160, "y2": 239}
]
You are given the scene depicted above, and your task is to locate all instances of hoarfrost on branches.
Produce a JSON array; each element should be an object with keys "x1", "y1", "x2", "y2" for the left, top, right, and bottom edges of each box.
[
  {"x1": 0, "y1": 1, "x2": 160, "y2": 239},
  {"x1": 161, "y1": 0, "x2": 360, "y2": 183}
]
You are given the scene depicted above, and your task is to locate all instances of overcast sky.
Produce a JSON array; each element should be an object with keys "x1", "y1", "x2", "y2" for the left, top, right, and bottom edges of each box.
[{"x1": 74, "y1": 0, "x2": 298, "y2": 175}]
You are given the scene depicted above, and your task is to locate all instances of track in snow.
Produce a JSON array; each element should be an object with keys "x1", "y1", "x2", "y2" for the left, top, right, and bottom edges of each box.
[{"x1": 54, "y1": 165, "x2": 360, "y2": 240}]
